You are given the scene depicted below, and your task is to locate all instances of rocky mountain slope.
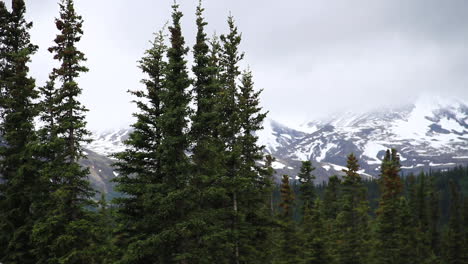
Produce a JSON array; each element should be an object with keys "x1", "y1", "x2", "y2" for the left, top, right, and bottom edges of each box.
[
  {"x1": 258, "y1": 96, "x2": 468, "y2": 182},
  {"x1": 83, "y1": 96, "x2": 468, "y2": 189}
]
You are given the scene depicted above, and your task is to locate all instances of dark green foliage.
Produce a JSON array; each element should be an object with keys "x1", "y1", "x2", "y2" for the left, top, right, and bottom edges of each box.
[
  {"x1": 236, "y1": 69, "x2": 270, "y2": 263},
  {"x1": 296, "y1": 161, "x2": 329, "y2": 263},
  {"x1": 156, "y1": 4, "x2": 192, "y2": 262},
  {"x1": 112, "y1": 26, "x2": 167, "y2": 263},
  {"x1": 31, "y1": 1, "x2": 99, "y2": 263},
  {"x1": 335, "y1": 154, "x2": 370, "y2": 264},
  {"x1": 320, "y1": 175, "x2": 341, "y2": 262},
  {"x1": 0, "y1": 0, "x2": 39, "y2": 262},
  {"x1": 322, "y1": 175, "x2": 341, "y2": 220},
  {"x1": 428, "y1": 176, "x2": 441, "y2": 256},
  {"x1": 405, "y1": 172, "x2": 439, "y2": 262},
  {"x1": 297, "y1": 160, "x2": 316, "y2": 215},
  {"x1": 95, "y1": 193, "x2": 118, "y2": 264},
  {"x1": 187, "y1": 2, "x2": 231, "y2": 261},
  {"x1": 260, "y1": 154, "x2": 277, "y2": 263},
  {"x1": 210, "y1": 14, "x2": 271, "y2": 263},
  {"x1": 279, "y1": 175, "x2": 294, "y2": 221},
  {"x1": 300, "y1": 199, "x2": 330, "y2": 264},
  {"x1": 263, "y1": 154, "x2": 277, "y2": 216},
  {"x1": 443, "y1": 180, "x2": 466, "y2": 264},
  {"x1": 397, "y1": 196, "x2": 419, "y2": 264},
  {"x1": 217, "y1": 15, "x2": 244, "y2": 264},
  {"x1": 374, "y1": 149, "x2": 404, "y2": 264},
  {"x1": 114, "y1": 3, "x2": 193, "y2": 263},
  {"x1": 277, "y1": 175, "x2": 300, "y2": 264}
]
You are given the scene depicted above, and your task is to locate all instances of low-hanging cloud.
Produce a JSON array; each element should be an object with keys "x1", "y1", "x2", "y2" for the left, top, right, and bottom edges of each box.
[{"x1": 16, "y1": 0, "x2": 468, "y2": 130}]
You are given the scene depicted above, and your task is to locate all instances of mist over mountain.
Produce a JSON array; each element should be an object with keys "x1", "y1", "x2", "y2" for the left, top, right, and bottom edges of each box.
[{"x1": 83, "y1": 96, "x2": 468, "y2": 189}]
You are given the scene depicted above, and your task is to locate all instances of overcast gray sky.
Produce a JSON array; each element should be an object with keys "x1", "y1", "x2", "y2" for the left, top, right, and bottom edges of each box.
[{"x1": 17, "y1": 0, "x2": 468, "y2": 130}]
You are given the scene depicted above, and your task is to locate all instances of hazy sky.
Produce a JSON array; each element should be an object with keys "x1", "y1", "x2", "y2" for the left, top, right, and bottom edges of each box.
[{"x1": 15, "y1": 0, "x2": 468, "y2": 130}]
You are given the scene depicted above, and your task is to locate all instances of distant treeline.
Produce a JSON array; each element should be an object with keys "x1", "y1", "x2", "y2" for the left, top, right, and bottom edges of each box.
[
  {"x1": 271, "y1": 153, "x2": 468, "y2": 264},
  {"x1": 272, "y1": 165, "x2": 468, "y2": 223}
]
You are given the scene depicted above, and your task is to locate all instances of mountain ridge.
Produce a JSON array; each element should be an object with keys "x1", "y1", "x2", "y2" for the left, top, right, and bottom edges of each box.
[{"x1": 84, "y1": 96, "x2": 468, "y2": 187}]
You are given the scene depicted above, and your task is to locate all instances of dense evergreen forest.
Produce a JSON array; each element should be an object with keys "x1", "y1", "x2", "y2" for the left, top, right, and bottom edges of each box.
[{"x1": 0, "y1": 0, "x2": 468, "y2": 263}]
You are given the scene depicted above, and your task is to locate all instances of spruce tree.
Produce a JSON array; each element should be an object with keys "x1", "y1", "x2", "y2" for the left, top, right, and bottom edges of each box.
[
  {"x1": 297, "y1": 160, "x2": 316, "y2": 215},
  {"x1": 0, "y1": 0, "x2": 39, "y2": 262},
  {"x1": 219, "y1": 14, "x2": 244, "y2": 264},
  {"x1": 277, "y1": 175, "x2": 299, "y2": 264},
  {"x1": 335, "y1": 153, "x2": 369, "y2": 264},
  {"x1": 263, "y1": 154, "x2": 276, "y2": 216},
  {"x1": 374, "y1": 149, "x2": 404, "y2": 264},
  {"x1": 112, "y1": 28, "x2": 167, "y2": 263},
  {"x1": 236, "y1": 69, "x2": 269, "y2": 263},
  {"x1": 158, "y1": 3, "x2": 192, "y2": 262},
  {"x1": 321, "y1": 175, "x2": 341, "y2": 262},
  {"x1": 115, "y1": 4, "x2": 192, "y2": 263},
  {"x1": 187, "y1": 2, "x2": 230, "y2": 261},
  {"x1": 31, "y1": 0, "x2": 98, "y2": 262},
  {"x1": 260, "y1": 154, "x2": 277, "y2": 263}
]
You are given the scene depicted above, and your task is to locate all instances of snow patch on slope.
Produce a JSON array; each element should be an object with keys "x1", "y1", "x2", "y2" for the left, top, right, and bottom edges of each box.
[
  {"x1": 439, "y1": 117, "x2": 466, "y2": 134},
  {"x1": 316, "y1": 143, "x2": 337, "y2": 162},
  {"x1": 362, "y1": 141, "x2": 386, "y2": 164},
  {"x1": 272, "y1": 161, "x2": 286, "y2": 169},
  {"x1": 391, "y1": 98, "x2": 434, "y2": 139},
  {"x1": 257, "y1": 119, "x2": 280, "y2": 153}
]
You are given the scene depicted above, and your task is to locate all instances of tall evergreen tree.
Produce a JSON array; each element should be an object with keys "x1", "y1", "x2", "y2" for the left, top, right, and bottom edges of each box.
[
  {"x1": 335, "y1": 153, "x2": 369, "y2": 264},
  {"x1": 374, "y1": 149, "x2": 404, "y2": 264},
  {"x1": 263, "y1": 154, "x2": 276, "y2": 216},
  {"x1": 216, "y1": 14, "x2": 256, "y2": 263},
  {"x1": 277, "y1": 175, "x2": 299, "y2": 264},
  {"x1": 116, "y1": 3, "x2": 192, "y2": 263},
  {"x1": 149, "y1": 3, "x2": 192, "y2": 262},
  {"x1": 0, "y1": 0, "x2": 39, "y2": 262},
  {"x1": 297, "y1": 160, "x2": 316, "y2": 215},
  {"x1": 259, "y1": 154, "x2": 277, "y2": 263},
  {"x1": 188, "y1": 2, "x2": 231, "y2": 262},
  {"x1": 112, "y1": 28, "x2": 167, "y2": 263},
  {"x1": 235, "y1": 69, "x2": 269, "y2": 263},
  {"x1": 321, "y1": 175, "x2": 341, "y2": 262},
  {"x1": 31, "y1": 0, "x2": 99, "y2": 262},
  {"x1": 218, "y1": 14, "x2": 244, "y2": 264}
]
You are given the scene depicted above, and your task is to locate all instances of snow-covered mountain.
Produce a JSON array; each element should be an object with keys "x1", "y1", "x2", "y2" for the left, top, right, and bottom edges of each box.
[
  {"x1": 85, "y1": 96, "x2": 468, "y2": 184},
  {"x1": 258, "y1": 96, "x2": 468, "y2": 182},
  {"x1": 87, "y1": 129, "x2": 129, "y2": 157}
]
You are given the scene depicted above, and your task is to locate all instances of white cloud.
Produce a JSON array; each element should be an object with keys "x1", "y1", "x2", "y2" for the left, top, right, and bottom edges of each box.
[{"x1": 17, "y1": 0, "x2": 468, "y2": 130}]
